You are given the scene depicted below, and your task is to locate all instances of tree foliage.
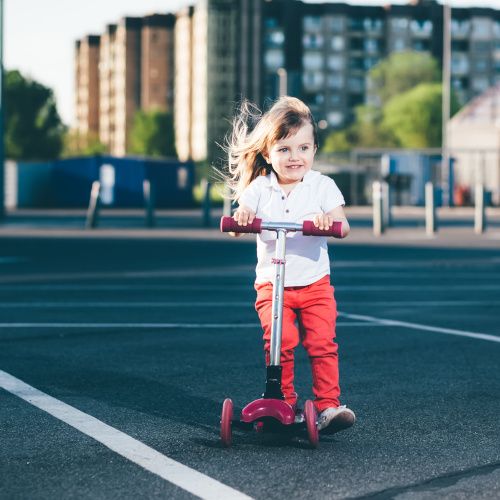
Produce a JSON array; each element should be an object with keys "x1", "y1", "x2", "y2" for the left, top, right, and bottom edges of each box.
[
  {"x1": 382, "y1": 82, "x2": 460, "y2": 148},
  {"x1": 63, "y1": 130, "x2": 107, "y2": 157},
  {"x1": 367, "y1": 51, "x2": 440, "y2": 106},
  {"x1": 5, "y1": 70, "x2": 65, "y2": 160},
  {"x1": 128, "y1": 109, "x2": 176, "y2": 158},
  {"x1": 321, "y1": 51, "x2": 459, "y2": 153}
]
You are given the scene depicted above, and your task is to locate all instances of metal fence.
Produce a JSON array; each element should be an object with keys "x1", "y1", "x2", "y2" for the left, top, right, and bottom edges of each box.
[{"x1": 316, "y1": 148, "x2": 500, "y2": 207}]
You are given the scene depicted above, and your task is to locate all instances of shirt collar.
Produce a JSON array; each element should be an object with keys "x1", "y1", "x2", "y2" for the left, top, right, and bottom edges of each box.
[{"x1": 268, "y1": 169, "x2": 319, "y2": 190}]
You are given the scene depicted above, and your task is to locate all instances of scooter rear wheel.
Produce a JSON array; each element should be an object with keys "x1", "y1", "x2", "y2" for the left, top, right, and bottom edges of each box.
[
  {"x1": 220, "y1": 398, "x2": 233, "y2": 447},
  {"x1": 304, "y1": 400, "x2": 319, "y2": 448}
]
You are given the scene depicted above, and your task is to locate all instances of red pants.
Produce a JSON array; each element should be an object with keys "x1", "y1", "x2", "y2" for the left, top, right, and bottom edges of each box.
[{"x1": 255, "y1": 274, "x2": 340, "y2": 412}]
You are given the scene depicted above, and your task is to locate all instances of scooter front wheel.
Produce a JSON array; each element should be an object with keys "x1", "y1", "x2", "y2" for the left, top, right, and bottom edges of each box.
[
  {"x1": 220, "y1": 398, "x2": 233, "y2": 447},
  {"x1": 304, "y1": 400, "x2": 319, "y2": 448}
]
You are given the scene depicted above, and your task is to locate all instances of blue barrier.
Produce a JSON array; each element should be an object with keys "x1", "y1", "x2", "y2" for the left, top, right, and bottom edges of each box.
[{"x1": 15, "y1": 156, "x2": 194, "y2": 208}]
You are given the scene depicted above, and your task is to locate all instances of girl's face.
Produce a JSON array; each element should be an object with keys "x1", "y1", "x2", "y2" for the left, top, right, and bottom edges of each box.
[{"x1": 263, "y1": 122, "x2": 317, "y2": 187}]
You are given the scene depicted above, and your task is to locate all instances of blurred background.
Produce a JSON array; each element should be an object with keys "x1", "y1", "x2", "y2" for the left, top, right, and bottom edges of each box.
[{"x1": 2, "y1": 0, "x2": 500, "y2": 215}]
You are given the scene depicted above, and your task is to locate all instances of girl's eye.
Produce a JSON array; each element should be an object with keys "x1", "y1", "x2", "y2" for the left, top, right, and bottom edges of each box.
[
  {"x1": 301, "y1": 146, "x2": 309, "y2": 151},
  {"x1": 278, "y1": 147, "x2": 288, "y2": 153}
]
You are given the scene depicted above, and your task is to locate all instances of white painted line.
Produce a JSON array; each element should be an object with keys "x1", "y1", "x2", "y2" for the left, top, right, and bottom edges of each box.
[
  {"x1": 0, "y1": 300, "x2": 498, "y2": 308},
  {"x1": 0, "y1": 370, "x2": 253, "y2": 500},
  {"x1": 0, "y1": 301, "x2": 251, "y2": 308},
  {"x1": 0, "y1": 321, "x2": 380, "y2": 329},
  {"x1": 338, "y1": 312, "x2": 500, "y2": 344},
  {"x1": 1, "y1": 284, "x2": 500, "y2": 292}
]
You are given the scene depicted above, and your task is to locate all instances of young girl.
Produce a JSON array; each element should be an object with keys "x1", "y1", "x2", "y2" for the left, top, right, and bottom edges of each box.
[{"x1": 226, "y1": 96, "x2": 355, "y2": 433}]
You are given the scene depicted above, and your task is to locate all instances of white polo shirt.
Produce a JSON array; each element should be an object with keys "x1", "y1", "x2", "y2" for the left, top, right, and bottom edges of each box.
[{"x1": 239, "y1": 169, "x2": 345, "y2": 286}]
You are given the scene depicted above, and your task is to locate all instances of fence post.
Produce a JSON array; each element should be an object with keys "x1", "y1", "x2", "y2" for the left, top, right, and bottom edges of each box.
[
  {"x1": 381, "y1": 180, "x2": 392, "y2": 228},
  {"x1": 143, "y1": 179, "x2": 155, "y2": 228},
  {"x1": 372, "y1": 181, "x2": 384, "y2": 236},
  {"x1": 85, "y1": 181, "x2": 101, "y2": 229},
  {"x1": 474, "y1": 183, "x2": 486, "y2": 234},
  {"x1": 223, "y1": 183, "x2": 234, "y2": 216},
  {"x1": 425, "y1": 182, "x2": 436, "y2": 236},
  {"x1": 201, "y1": 179, "x2": 212, "y2": 227}
]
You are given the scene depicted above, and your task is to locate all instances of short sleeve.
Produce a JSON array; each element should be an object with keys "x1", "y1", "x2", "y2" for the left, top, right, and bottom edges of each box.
[
  {"x1": 238, "y1": 177, "x2": 263, "y2": 212},
  {"x1": 321, "y1": 176, "x2": 345, "y2": 213}
]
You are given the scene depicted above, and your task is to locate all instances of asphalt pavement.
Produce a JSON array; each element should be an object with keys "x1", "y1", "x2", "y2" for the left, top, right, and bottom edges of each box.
[{"x1": 0, "y1": 209, "x2": 499, "y2": 499}]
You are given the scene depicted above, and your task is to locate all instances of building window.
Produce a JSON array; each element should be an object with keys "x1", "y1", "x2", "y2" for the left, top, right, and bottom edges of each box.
[
  {"x1": 471, "y1": 41, "x2": 491, "y2": 53},
  {"x1": 304, "y1": 16, "x2": 322, "y2": 32},
  {"x1": 471, "y1": 76, "x2": 490, "y2": 92},
  {"x1": 390, "y1": 18, "x2": 409, "y2": 31},
  {"x1": 325, "y1": 16, "x2": 344, "y2": 32},
  {"x1": 264, "y1": 49, "x2": 284, "y2": 71},
  {"x1": 412, "y1": 40, "x2": 430, "y2": 51},
  {"x1": 327, "y1": 111, "x2": 344, "y2": 126},
  {"x1": 331, "y1": 36, "x2": 344, "y2": 51},
  {"x1": 303, "y1": 71, "x2": 324, "y2": 91},
  {"x1": 363, "y1": 18, "x2": 383, "y2": 32},
  {"x1": 327, "y1": 55, "x2": 344, "y2": 71},
  {"x1": 327, "y1": 74, "x2": 344, "y2": 89},
  {"x1": 350, "y1": 38, "x2": 363, "y2": 51},
  {"x1": 330, "y1": 93, "x2": 342, "y2": 105},
  {"x1": 349, "y1": 58, "x2": 364, "y2": 70},
  {"x1": 347, "y1": 76, "x2": 364, "y2": 93},
  {"x1": 303, "y1": 52, "x2": 323, "y2": 71},
  {"x1": 393, "y1": 38, "x2": 407, "y2": 52},
  {"x1": 494, "y1": 21, "x2": 500, "y2": 38},
  {"x1": 410, "y1": 20, "x2": 432, "y2": 36},
  {"x1": 266, "y1": 30, "x2": 285, "y2": 48},
  {"x1": 452, "y1": 53, "x2": 469, "y2": 75},
  {"x1": 303, "y1": 33, "x2": 324, "y2": 49},
  {"x1": 265, "y1": 17, "x2": 279, "y2": 29},
  {"x1": 473, "y1": 58, "x2": 489, "y2": 73},
  {"x1": 364, "y1": 38, "x2": 380, "y2": 53},
  {"x1": 364, "y1": 57, "x2": 379, "y2": 70},
  {"x1": 451, "y1": 19, "x2": 470, "y2": 37},
  {"x1": 471, "y1": 18, "x2": 491, "y2": 40},
  {"x1": 452, "y1": 40, "x2": 469, "y2": 52},
  {"x1": 349, "y1": 18, "x2": 364, "y2": 31}
]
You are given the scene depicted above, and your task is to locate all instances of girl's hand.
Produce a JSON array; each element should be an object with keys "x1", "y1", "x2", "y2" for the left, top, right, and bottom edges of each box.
[
  {"x1": 313, "y1": 213, "x2": 334, "y2": 231},
  {"x1": 233, "y1": 206, "x2": 256, "y2": 227}
]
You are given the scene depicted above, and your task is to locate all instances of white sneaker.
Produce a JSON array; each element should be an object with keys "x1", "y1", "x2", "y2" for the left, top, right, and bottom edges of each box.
[{"x1": 317, "y1": 405, "x2": 356, "y2": 433}]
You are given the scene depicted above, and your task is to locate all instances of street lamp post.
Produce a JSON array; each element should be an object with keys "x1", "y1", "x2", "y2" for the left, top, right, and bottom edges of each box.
[
  {"x1": 441, "y1": 1, "x2": 452, "y2": 207},
  {"x1": 277, "y1": 67, "x2": 287, "y2": 97},
  {"x1": 0, "y1": 0, "x2": 4, "y2": 218}
]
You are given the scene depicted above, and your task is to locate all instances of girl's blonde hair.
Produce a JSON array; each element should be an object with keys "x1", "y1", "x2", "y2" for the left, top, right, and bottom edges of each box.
[{"x1": 226, "y1": 96, "x2": 318, "y2": 201}]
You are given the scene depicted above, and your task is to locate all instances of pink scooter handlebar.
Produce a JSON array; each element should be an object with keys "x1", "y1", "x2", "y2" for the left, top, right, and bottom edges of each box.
[{"x1": 220, "y1": 216, "x2": 342, "y2": 238}]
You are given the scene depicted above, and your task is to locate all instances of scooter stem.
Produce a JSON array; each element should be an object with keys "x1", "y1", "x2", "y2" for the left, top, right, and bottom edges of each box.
[{"x1": 269, "y1": 229, "x2": 287, "y2": 366}]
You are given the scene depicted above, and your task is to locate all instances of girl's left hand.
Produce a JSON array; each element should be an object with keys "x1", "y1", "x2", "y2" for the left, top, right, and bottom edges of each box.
[{"x1": 313, "y1": 213, "x2": 334, "y2": 231}]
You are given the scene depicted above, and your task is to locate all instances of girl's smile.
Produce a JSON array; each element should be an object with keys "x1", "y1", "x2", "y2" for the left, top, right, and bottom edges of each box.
[{"x1": 264, "y1": 123, "x2": 317, "y2": 189}]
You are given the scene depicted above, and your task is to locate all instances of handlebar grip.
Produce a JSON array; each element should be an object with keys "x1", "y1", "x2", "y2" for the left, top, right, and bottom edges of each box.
[
  {"x1": 220, "y1": 216, "x2": 263, "y2": 234},
  {"x1": 302, "y1": 220, "x2": 343, "y2": 238}
]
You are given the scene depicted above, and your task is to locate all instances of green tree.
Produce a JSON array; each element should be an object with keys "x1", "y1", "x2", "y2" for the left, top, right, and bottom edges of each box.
[
  {"x1": 5, "y1": 70, "x2": 66, "y2": 160},
  {"x1": 63, "y1": 130, "x2": 107, "y2": 157},
  {"x1": 321, "y1": 51, "x2": 451, "y2": 153},
  {"x1": 128, "y1": 109, "x2": 176, "y2": 158},
  {"x1": 368, "y1": 51, "x2": 440, "y2": 106},
  {"x1": 382, "y1": 82, "x2": 460, "y2": 148}
]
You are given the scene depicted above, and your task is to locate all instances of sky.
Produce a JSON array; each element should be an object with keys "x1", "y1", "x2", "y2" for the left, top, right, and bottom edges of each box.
[{"x1": 4, "y1": 0, "x2": 500, "y2": 127}]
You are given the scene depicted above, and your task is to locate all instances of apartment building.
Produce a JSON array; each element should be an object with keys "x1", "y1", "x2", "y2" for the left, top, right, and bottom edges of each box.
[
  {"x1": 175, "y1": 0, "x2": 258, "y2": 164},
  {"x1": 75, "y1": 14, "x2": 175, "y2": 156},
  {"x1": 74, "y1": 35, "x2": 100, "y2": 139},
  {"x1": 260, "y1": 0, "x2": 500, "y2": 130}
]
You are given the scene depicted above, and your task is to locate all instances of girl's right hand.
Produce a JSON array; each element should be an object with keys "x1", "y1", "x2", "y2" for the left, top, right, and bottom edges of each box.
[{"x1": 233, "y1": 206, "x2": 256, "y2": 227}]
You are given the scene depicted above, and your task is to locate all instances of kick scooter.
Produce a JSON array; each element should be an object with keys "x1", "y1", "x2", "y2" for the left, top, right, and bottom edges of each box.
[{"x1": 219, "y1": 215, "x2": 343, "y2": 448}]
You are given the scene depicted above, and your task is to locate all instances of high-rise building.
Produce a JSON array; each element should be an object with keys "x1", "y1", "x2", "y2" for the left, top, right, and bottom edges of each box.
[
  {"x1": 174, "y1": 0, "x2": 262, "y2": 164},
  {"x1": 76, "y1": 14, "x2": 175, "y2": 156},
  {"x1": 260, "y1": 0, "x2": 500, "y2": 129},
  {"x1": 74, "y1": 35, "x2": 100, "y2": 140}
]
